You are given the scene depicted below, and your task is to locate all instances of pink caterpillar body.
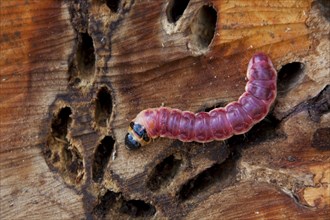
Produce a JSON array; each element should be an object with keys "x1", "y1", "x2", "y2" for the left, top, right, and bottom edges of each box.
[{"x1": 125, "y1": 53, "x2": 277, "y2": 149}]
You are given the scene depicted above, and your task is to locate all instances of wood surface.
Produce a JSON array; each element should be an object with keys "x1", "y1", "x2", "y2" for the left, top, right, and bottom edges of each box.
[{"x1": 1, "y1": 0, "x2": 329, "y2": 219}]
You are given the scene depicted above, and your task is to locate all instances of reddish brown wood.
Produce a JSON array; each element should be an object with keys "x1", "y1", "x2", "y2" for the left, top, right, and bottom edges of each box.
[{"x1": 1, "y1": 0, "x2": 329, "y2": 219}]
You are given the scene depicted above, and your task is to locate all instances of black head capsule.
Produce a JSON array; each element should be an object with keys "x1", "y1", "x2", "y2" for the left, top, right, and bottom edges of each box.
[
  {"x1": 125, "y1": 133, "x2": 141, "y2": 150},
  {"x1": 125, "y1": 122, "x2": 151, "y2": 150}
]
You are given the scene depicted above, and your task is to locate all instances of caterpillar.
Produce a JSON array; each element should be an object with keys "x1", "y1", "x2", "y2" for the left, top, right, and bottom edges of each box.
[{"x1": 125, "y1": 53, "x2": 277, "y2": 150}]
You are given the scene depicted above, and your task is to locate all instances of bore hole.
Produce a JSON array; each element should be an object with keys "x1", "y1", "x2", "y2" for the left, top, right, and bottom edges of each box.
[
  {"x1": 166, "y1": 0, "x2": 190, "y2": 23},
  {"x1": 316, "y1": 0, "x2": 330, "y2": 21},
  {"x1": 312, "y1": 127, "x2": 330, "y2": 151},
  {"x1": 92, "y1": 191, "x2": 156, "y2": 218},
  {"x1": 76, "y1": 32, "x2": 95, "y2": 82},
  {"x1": 189, "y1": 5, "x2": 217, "y2": 52},
  {"x1": 46, "y1": 106, "x2": 84, "y2": 185},
  {"x1": 120, "y1": 200, "x2": 156, "y2": 218},
  {"x1": 92, "y1": 136, "x2": 115, "y2": 182},
  {"x1": 51, "y1": 107, "x2": 72, "y2": 138},
  {"x1": 106, "y1": 0, "x2": 120, "y2": 12},
  {"x1": 277, "y1": 62, "x2": 305, "y2": 95},
  {"x1": 147, "y1": 155, "x2": 182, "y2": 191},
  {"x1": 178, "y1": 154, "x2": 238, "y2": 201},
  {"x1": 95, "y1": 86, "x2": 113, "y2": 127},
  {"x1": 93, "y1": 190, "x2": 120, "y2": 218}
]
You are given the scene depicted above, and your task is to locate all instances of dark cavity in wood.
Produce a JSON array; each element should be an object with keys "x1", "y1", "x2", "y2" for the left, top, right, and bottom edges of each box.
[
  {"x1": 147, "y1": 154, "x2": 182, "y2": 191},
  {"x1": 95, "y1": 86, "x2": 113, "y2": 127},
  {"x1": 312, "y1": 127, "x2": 330, "y2": 150},
  {"x1": 45, "y1": 106, "x2": 84, "y2": 185},
  {"x1": 105, "y1": 0, "x2": 120, "y2": 13},
  {"x1": 69, "y1": 32, "x2": 95, "y2": 86},
  {"x1": 190, "y1": 5, "x2": 217, "y2": 51},
  {"x1": 92, "y1": 136, "x2": 115, "y2": 182},
  {"x1": 277, "y1": 62, "x2": 305, "y2": 95},
  {"x1": 92, "y1": 190, "x2": 156, "y2": 218},
  {"x1": 166, "y1": 0, "x2": 190, "y2": 23},
  {"x1": 178, "y1": 152, "x2": 239, "y2": 201}
]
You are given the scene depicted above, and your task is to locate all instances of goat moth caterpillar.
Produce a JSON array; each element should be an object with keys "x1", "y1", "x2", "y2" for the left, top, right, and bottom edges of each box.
[{"x1": 125, "y1": 53, "x2": 277, "y2": 150}]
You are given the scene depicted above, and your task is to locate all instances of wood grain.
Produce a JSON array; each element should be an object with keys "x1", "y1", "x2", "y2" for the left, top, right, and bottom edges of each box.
[
  {"x1": 0, "y1": 0, "x2": 82, "y2": 218},
  {"x1": 1, "y1": 0, "x2": 329, "y2": 219}
]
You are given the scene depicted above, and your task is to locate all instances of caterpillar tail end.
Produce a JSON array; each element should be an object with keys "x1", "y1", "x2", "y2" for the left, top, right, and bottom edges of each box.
[{"x1": 125, "y1": 122, "x2": 151, "y2": 150}]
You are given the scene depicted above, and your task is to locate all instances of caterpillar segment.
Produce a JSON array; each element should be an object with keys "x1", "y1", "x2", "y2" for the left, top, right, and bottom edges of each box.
[{"x1": 125, "y1": 53, "x2": 277, "y2": 150}]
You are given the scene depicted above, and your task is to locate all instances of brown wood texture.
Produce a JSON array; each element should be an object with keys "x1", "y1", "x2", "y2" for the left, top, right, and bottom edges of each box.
[{"x1": 1, "y1": 0, "x2": 329, "y2": 219}]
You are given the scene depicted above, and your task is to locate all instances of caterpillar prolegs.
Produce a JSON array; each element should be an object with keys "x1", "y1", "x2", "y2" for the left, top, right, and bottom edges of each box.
[{"x1": 125, "y1": 53, "x2": 277, "y2": 150}]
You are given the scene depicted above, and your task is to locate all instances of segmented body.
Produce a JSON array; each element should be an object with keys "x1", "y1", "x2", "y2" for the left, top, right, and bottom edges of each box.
[{"x1": 125, "y1": 53, "x2": 277, "y2": 149}]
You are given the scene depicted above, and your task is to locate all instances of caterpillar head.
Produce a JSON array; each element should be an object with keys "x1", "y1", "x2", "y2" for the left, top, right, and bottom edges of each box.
[{"x1": 125, "y1": 121, "x2": 151, "y2": 150}]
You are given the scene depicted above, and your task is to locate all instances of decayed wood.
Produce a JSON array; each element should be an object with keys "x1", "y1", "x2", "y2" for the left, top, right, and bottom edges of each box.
[{"x1": 1, "y1": 0, "x2": 329, "y2": 219}]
